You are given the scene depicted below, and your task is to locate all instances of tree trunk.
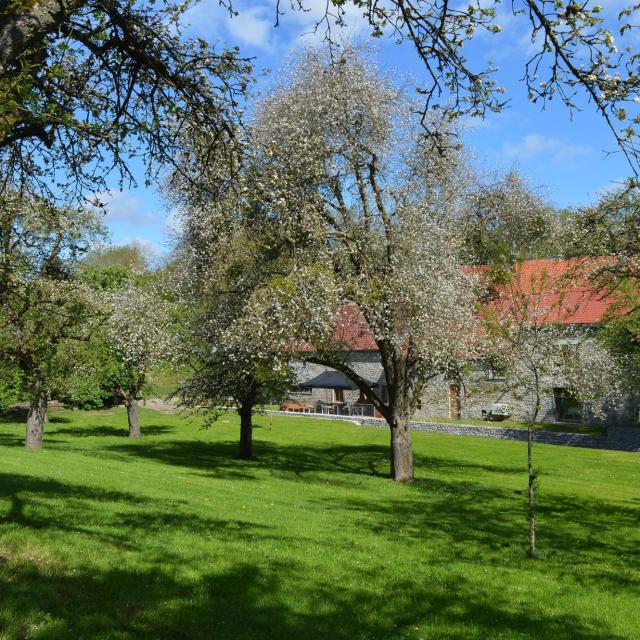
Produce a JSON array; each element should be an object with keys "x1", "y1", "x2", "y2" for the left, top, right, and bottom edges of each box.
[
  {"x1": 390, "y1": 415, "x2": 414, "y2": 482},
  {"x1": 25, "y1": 388, "x2": 47, "y2": 449},
  {"x1": 0, "y1": 0, "x2": 82, "y2": 71},
  {"x1": 126, "y1": 397, "x2": 141, "y2": 438},
  {"x1": 527, "y1": 391, "x2": 540, "y2": 559},
  {"x1": 239, "y1": 406, "x2": 253, "y2": 459},
  {"x1": 527, "y1": 425, "x2": 537, "y2": 558}
]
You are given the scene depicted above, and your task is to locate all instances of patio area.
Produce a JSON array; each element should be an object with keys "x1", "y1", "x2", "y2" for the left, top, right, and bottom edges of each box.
[{"x1": 280, "y1": 401, "x2": 377, "y2": 417}]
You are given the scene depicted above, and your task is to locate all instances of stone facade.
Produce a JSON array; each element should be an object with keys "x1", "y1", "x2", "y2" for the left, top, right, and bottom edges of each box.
[
  {"x1": 416, "y1": 371, "x2": 558, "y2": 423},
  {"x1": 291, "y1": 353, "x2": 384, "y2": 406},
  {"x1": 290, "y1": 351, "x2": 638, "y2": 426}
]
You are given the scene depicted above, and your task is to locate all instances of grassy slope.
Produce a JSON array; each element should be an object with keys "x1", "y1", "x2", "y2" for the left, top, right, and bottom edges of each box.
[
  {"x1": 144, "y1": 365, "x2": 187, "y2": 399},
  {"x1": 0, "y1": 409, "x2": 639, "y2": 640}
]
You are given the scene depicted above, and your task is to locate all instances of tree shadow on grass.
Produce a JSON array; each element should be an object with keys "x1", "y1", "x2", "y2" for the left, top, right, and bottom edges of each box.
[
  {"x1": 0, "y1": 471, "x2": 635, "y2": 638},
  {"x1": 0, "y1": 432, "x2": 23, "y2": 447},
  {"x1": 0, "y1": 472, "x2": 274, "y2": 555},
  {"x1": 50, "y1": 423, "x2": 174, "y2": 438},
  {"x1": 320, "y1": 475, "x2": 640, "y2": 590},
  {"x1": 104, "y1": 438, "x2": 525, "y2": 485},
  {"x1": 99, "y1": 438, "x2": 640, "y2": 582},
  {"x1": 0, "y1": 551, "x2": 628, "y2": 639},
  {"x1": 0, "y1": 425, "x2": 174, "y2": 449},
  {"x1": 0, "y1": 409, "x2": 27, "y2": 425}
]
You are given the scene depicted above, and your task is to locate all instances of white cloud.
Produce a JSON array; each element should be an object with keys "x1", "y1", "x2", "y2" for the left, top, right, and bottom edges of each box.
[
  {"x1": 503, "y1": 133, "x2": 591, "y2": 164},
  {"x1": 96, "y1": 190, "x2": 159, "y2": 226},
  {"x1": 184, "y1": 0, "x2": 276, "y2": 50},
  {"x1": 184, "y1": 0, "x2": 370, "y2": 52},
  {"x1": 225, "y1": 5, "x2": 275, "y2": 50}
]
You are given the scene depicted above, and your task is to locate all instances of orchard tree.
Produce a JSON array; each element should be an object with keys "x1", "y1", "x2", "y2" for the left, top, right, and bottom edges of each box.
[
  {"x1": 102, "y1": 283, "x2": 175, "y2": 437},
  {"x1": 484, "y1": 262, "x2": 622, "y2": 558},
  {"x1": 57, "y1": 260, "x2": 132, "y2": 410},
  {"x1": 243, "y1": 48, "x2": 479, "y2": 482},
  {"x1": 59, "y1": 250, "x2": 180, "y2": 416},
  {"x1": 176, "y1": 340, "x2": 294, "y2": 459},
  {"x1": 175, "y1": 293, "x2": 296, "y2": 457},
  {"x1": 0, "y1": 0, "x2": 251, "y2": 202},
  {"x1": 288, "y1": 1, "x2": 640, "y2": 174},
  {"x1": 0, "y1": 192, "x2": 102, "y2": 447},
  {"x1": 170, "y1": 169, "x2": 304, "y2": 458},
  {"x1": 464, "y1": 171, "x2": 566, "y2": 266}
]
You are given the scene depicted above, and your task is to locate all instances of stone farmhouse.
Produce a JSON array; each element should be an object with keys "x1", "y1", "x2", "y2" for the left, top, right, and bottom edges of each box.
[{"x1": 289, "y1": 259, "x2": 638, "y2": 426}]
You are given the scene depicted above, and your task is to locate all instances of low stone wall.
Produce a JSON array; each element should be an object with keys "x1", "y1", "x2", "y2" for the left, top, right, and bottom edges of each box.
[
  {"x1": 361, "y1": 417, "x2": 608, "y2": 448},
  {"x1": 270, "y1": 411, "x2": 640, "y2": 452}
]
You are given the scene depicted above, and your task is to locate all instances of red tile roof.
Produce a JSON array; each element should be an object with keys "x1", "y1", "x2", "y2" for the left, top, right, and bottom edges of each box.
[
  {"x1": 480, "y1": 258, "x2": 618, "y2": 325},
  {"x1": 297, "y1": 303, "x2": 377, "y2": 352},
  {"x1": 302, "y1": 259, "x2": 619, "y2": 352},
  {"x1": 331, "y1": 303, "x2": 378, "y2": 351}
]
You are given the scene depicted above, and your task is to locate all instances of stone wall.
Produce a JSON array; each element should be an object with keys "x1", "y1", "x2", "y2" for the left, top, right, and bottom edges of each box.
[
  {"x1": 268, "y1": 411, "x2": 640, "y2": 452},
  {"x1": 417, "y1": 373, "x2": 558, "y2": 423}
]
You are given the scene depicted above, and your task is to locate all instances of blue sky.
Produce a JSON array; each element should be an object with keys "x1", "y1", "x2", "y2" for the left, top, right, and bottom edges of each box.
[{"x1": 103, "y1": 0, "x2": 632, "y2": 256}]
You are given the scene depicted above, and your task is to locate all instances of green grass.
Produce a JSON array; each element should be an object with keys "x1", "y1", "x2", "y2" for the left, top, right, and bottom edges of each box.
[
  {"x1": 144, "y1": 365, "x2": 187, "y2": 399},
  {"x1": 1, "y1": 408, "x2": 639, "y2": 639},
  {"x1": 423, "y1": 417, "x2": 606, "y2": 435}
]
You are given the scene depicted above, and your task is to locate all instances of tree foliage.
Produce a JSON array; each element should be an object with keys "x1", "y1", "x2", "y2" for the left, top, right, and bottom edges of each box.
[
  {"x1": 0, "y1": 0, "x2": 251, "y2": 201},
  {"x1": 464, "y1": 171, "x2": 567, "y2": 266},
  {"x1": 0, "y1": 360, "x2": 24, "y2": 411},
  {"x1": 170, "y1": 180, "x2": 299, "y2": 458},
  {"x1": 173, "y1": 47, "x2": 482, "y2": 480},
  {"x1": 60, "y1": 253, "x2": 177, "y2": 425},
  {"x1": 95, "y1": 282, "x2": 175, "y2": 437},
  {"x1": 0, "y1": 191, "x2": 102, "y2": 446},
  {"x1": 298, "y1": 1, "x2": 640, "y2": 173},
  {"x1": 570, "y1": 185, "x2": 640, "y2": 398},
  {"x1": 599, "y1": 304, "x2": 640, "y2": 405},
  {"x1": 82, "y1": 243, "x2": 153, "y2": 274},
  {"x1": 573, "y1": 185, "x2": 640, "y2": 282}
]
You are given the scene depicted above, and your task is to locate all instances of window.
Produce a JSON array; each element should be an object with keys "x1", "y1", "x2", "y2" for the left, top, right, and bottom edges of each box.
[
  {"x1": 333, "y1": 388, "x2": 345, "y2": 403},
  {"x1": 553, "y1": 387, "x2": 582, "y2": 422},
  {"x1": 296, "y1": 386, "x2": 312, "y2": 396}
]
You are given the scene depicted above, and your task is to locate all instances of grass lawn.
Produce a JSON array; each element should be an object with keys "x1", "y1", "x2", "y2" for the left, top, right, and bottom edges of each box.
[
  {"x1": 422, "y1": 417, "x2": 606, "y2": 435},
  {"x1": 1, "y1": 408, "x2": 639, "y2": 639},
  {"x1": 145, "y1": 365, "x2": 187, "y2": 399}
]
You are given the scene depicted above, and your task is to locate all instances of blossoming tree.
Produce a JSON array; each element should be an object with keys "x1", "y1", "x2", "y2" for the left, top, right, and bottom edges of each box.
[
  {"x1": 168, "y1": 171, "x2": 313, "y2": 458},
  {"x1": 484, "y1": 263, "x2": 622, "y2": 558},
  {"x1": 0, "y1": 192, "x2": 102, "y2": 448},
  {"x1": 102, "y1": 283, "x2": 175, "y2": 438},
  {"x1": 242, "y1": 48, "x2": 480, "y2": 482},
  {"x1": 176, "y1": 337, "x2": 294, "y2": 459}
]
